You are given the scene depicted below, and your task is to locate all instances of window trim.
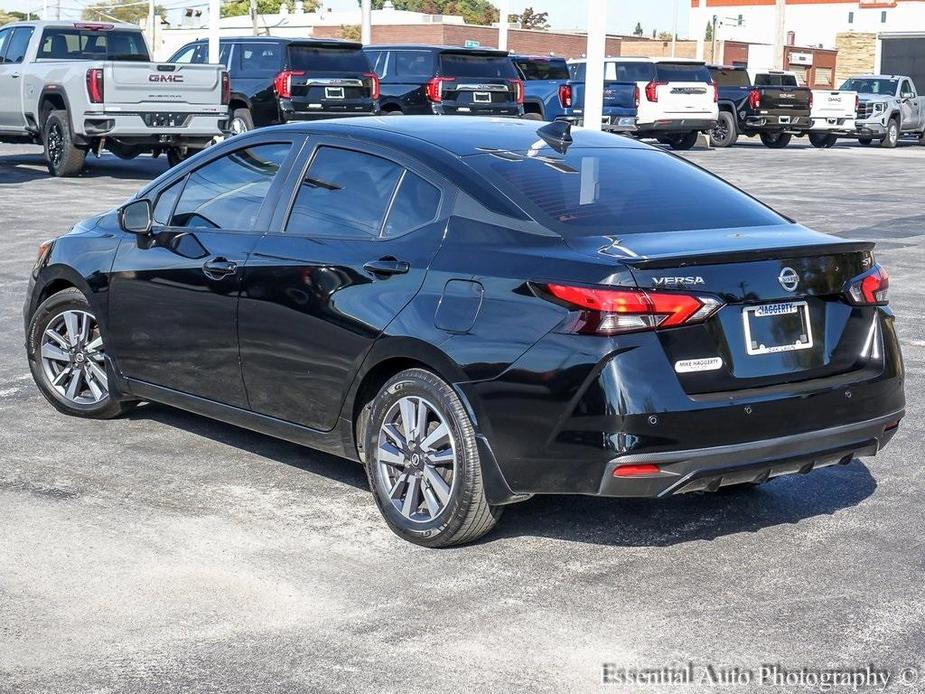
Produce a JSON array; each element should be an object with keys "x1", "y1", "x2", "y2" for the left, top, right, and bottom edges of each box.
[{"x1": 281, "y1": 142, "x2": 444, "y2": 240}]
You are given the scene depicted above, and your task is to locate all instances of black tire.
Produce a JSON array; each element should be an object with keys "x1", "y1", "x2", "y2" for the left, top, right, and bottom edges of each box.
[
  {"x1": 364, "y1": 368, "x2": 502, "y2": 547},
  {"x1": 880, "y1": 118, "x2": 899, "y2": 148},
  {"x1": 43, "y1": 110, "x2": 85, "y2": 177},
  {"x1": 858, "y1": 137, "x2": 873, "y2": 146},
  {"x1": 26, "y1": 288, "x2": 136, "y2": 419},
  {"x1": 667, "y1": 131, "x2": 700, "y2": 151},
  {"x1": 108, "y1": 142, "x2": 144, "y2": 160},
  {"x1": 808, "y1": 133, "x2": 838, "y2": 149},
  {"x1": 384, "y1": 108, "x2": 404, "y2": 116},
  {"x1": 229, "y1": 107, "x2": 254, "y2": 135},
  {"x1": 709, "y1": 111, "x2": 738, "y2": 148},
  {"x1": 166, "y1": 147, "x2": 190, "y2": 168},
  {"x1": 521, "y1": 111, "x2": 544, "y2": 121},
  {"x1": 759, "y1": 131, "x2": 792, "y2": 149}
]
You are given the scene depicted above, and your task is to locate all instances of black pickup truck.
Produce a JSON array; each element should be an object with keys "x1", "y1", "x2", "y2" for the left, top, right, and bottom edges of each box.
[{"x1": 709, "y1": 66, "x2": 812, "y2": 148}]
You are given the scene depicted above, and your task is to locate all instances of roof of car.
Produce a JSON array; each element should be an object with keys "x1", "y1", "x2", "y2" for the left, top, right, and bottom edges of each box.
[
  {"x1": 569, "y1": 57, "x2": 706, "y2": 65},
  {"x1": 188, "y1": 36, "x2": 361, "y2": 48},
  {"x1": 511, "y1": 54, "x2": 568, "y2": 60},
  {"x1": 271, "y1": 115, "x2": 643, "y2": 157},
  {"x1": 364, "y1": 44, "x2": 509, "y2": 56},
  {"x1": 5, "y1": 19, "x2": 141, "y2": 29}
]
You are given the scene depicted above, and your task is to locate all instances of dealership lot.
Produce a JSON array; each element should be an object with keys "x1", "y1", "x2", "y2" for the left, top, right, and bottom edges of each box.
[{"x1": 1, "y1": 139, "x2": 923, "y2": 692}]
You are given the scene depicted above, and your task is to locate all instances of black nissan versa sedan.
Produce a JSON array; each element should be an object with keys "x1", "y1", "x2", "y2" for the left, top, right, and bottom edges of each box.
[{"x1": 24, "y1": 117, "x2": 904, "y2": 547}]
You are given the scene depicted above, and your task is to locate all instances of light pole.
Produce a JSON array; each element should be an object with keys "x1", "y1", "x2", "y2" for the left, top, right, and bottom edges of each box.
[
  {"x1": 497, "y1": 0, "x2": 510, "y2": 51},
  {"x1": 583, "y1": 0, "x2": 607, "y2": 131},
  {"x1": 361, "y1": 0, "x2": 372, "y2": 45},
  {"x1": 671, "y1": 0, "x2": 678, "y2": 58},
  {"x1": 208, "y1": 0, "x2": 220, "y2": 63},
  {"x1": 773, "y1": 0, "x2": 786, "y2": 70}
]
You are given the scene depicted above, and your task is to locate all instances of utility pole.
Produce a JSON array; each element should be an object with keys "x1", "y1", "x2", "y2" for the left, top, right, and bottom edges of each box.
[
  {"x1": 497, "y1": 0, "x2": 510, "y2": 51},
  {"x1": 148, "y1": 0, "x2": 156, "y2": 56},
  {"x1": 710, "y1": 14, "x2": 718, "y2": 63},
  {"x1": 361, "y1": 0, "x2": 372, "y2": 45},
  {"x1": 773, "y1": 0, "x2": 786, "y2": 70},
  {"x1": 671, "y1": 0, "x2": 678, "y2": 57},
  {"x1": 208, "y1": 0, "x2": 220, "y2": 63},
  {"x1": 250, "y1": 0, "x2": 258, "y2": 36},
  {"x1": 583, "y1": 0, "x2": 607, "y2": 131}
]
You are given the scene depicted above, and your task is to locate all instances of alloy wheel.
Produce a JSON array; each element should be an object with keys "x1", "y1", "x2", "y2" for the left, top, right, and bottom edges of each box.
[
  {"x1": 47, "y1": 122, "x2": 63, "y2": 167},
  {"x1": 229, "y1": 117, "x2": 249, "y2": 136},
  {"x1": 376, "y1": 396, "x2": 457, "y2": 523},
  {"x1": 40, "y1": 309, "x2": 109, "y2": 405}
]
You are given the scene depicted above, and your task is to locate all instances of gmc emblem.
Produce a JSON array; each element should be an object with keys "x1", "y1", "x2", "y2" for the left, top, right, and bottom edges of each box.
[{"x1": 149, "y1": 74, "x2": 184, "y2": 83}]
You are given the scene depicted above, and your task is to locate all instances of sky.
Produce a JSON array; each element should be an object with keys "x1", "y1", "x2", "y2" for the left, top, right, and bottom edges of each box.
[{"x1": 3, "y1": 0, "x2": 691, "y2": 39}]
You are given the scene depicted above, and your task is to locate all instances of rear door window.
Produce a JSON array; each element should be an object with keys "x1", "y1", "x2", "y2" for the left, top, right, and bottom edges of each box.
[
  {"x1": 169, "y1": 143, "x2": 292, "y2": 230},
  {"x1": 237, "y1": 42, "x2": 283, "y2": 76},
  {"x1": 382, "y1": 172, "x2": 441, "y2": 238},
  {"x1": 0, "y1": 28, "x2": 12, "y2": 62},
  {"x1": 514, "y1": 58, "x2": 570, "y2": 81},
  {"x1": 288, "y1": 45, "x2": 370, "y2": 73},
  {"x1": 286, "y1": 147, "x2": 403, "y2": 238},
  {"x1": 391, "y1": 50, "x2": 434, "y2": 78},
  {"x1": 438, "y1": 53, "x2": 517, "y2": 78},
  {"x1": 655, "y1": 62, "x2": 712, "y2": 82},
  {"x1": 5, "y1": 27, "x2": 34, "y2": 64}
]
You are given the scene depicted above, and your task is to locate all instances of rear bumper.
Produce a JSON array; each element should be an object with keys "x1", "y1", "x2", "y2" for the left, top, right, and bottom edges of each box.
[
  {"x1": 633, "y1": 118, "x2": 716, "y2": 135},
  {"x1": 282, "y1": 108, "x2": 378, "y2": 121},
  {"x1": 598, "y1": 410, "x2": 902, "y2": 497},
  {"x1": 744, "y1": 114, "x2": 811, "y2": 131},
  {"x1": 810, "y1": 116, "x2": 857, "y2": 133},
  {"x1": 78, "y1": 112, "x2": 226, "y2": 139}
]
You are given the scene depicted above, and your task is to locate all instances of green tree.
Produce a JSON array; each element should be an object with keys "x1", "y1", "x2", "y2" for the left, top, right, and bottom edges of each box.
[
  {"x1": 82, "y1": 0, "x2": 165, "y2": 23},
  {"x1": 339, "y1": 24, "x2": 361, "y2": 40},
  {"x1": 657, "y1": 31, "x2": 674, "y2": 41},
  {"x1": 512, "y1": 6, "x2": 549, "y2": 30},
  {"x1": 0, "y1": 8, "x2": 28, "y2": 23},
  {"x1": 704, "y1": 20, "x2": 713, "y2": 41},
  {"x1": 370, "y1": 0, "x2": 499, "y2": 26},
  {"x1": 633, "y1": 21, "x2": 643, "y2": 37},
  {"x1": 222, "y1": 0, "x2": 319, "y2": 18}
]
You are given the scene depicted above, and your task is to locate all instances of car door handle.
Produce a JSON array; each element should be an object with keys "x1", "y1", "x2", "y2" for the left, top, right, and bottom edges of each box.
[
  {"x1": 202, "y1": 257, "x2": 238, "y2": 279},
  {"x1": 364, "y1": 258, "x2": 410, "y2": 277}
]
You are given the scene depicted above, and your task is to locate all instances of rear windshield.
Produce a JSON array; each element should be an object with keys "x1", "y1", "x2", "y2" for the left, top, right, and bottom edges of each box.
[
  {"x1": 288, "y1": 45, "x2": 370, "y2": 73},
  {"x1": 606, "y1": 61, "x2": 656, "y2": 82},
  {"x1": 439, "y1": 53, "x2": 518, "y2": 78},
  {"x1": 710, "y1": 67, "x2": 750, "y2": 88},
  {"x1": 514, "y1": 58, "x2": 570, "y2": 81},
  {"x1": 754, "y1": 73, "x2": 799, "y2": 87},
  {"x1": 37, "y1": 28, "x2": 150, "y2": 61},
  {"x1": 841, "y1": 77, "x2": 898, "y2": 95},
  {"x1": 466, "y1": 147, "x2": 784, "y2": 235},
  {"x1": 654, "y1": 62, "x2": 712, "y2": 83}
]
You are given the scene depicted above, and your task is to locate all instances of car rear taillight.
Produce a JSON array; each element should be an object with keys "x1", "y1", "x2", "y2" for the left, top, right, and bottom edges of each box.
[
  {"x1": 558, "y1": 83, "x2": 572, "y2": 108},
  {"x1": 613, "y1": 464, "x2": 661, "y2": 478},
  {"x1": 808, "y1": 90, "x2": 814, "y2": 109},
  {"x1": 855, "y1": 94, "x2": 860, "y2": 112},
  {"x1": 845, "y1": 265, "x2": 889, "y2": 306},
  {"x1": 747, "y1": 88, "x2": 760, "y2": 110},
  {"x1": 273, "y1": 69, "x2": 304, "y2": 99},
  {"x1": 511, "y1": 78, "x2": 525, "y2": 105},
  {"x1": 86, "y1": 68, "x2": 104, "y2": 104},
  {"x1": 425, "y1": 76, "x2": 455, "y2": 103},
  {"x1": 364, "y1": 71, "x2": 380, "y2": 100},
  {"x1": 644, "y1": 80, "x2": 664, "y2": 102},
  {"x1": 221, "y1": 70, "x2": 230, "y2": 105},
  {"x1": 633, "y1": 84, "x2": 640, "y2": 108},
  {"x1": 542, "y1": 284, "x2": 724, "y2": 335},
  {"x1": 712, "y1": 82, "x2": 719, "y2": 103}
]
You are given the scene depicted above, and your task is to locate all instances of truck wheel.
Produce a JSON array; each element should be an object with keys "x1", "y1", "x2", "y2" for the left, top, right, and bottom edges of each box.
[
  {"x1": 880, "y1": 118, "x2": 899, "y2": 148},
  {"x1": 666, "y1": 131, "x2": 699, "y2": 150},
  {"x1": 709, "y1": 111, "x2": 738, "y2": 148},
  {"x1": 521, "y1": 112, "x2": 544, "y2": 121},
  {"x1": 858, "y1": 137, "x2": 873, "y2": 146},
  {"x1": 808, "y1": 133, "x2": 838, "y2": 149},
  {"x1": 166, "y1": 147, "x2": 191, "y2": 168},
  {"x1": 228, "y1": 107, "x2": 254, "y2": 135},
  {"x1": 43, "y1": 110, "x2": 86, "y2": 177},
  {"x1": 759, "y1": 132, "x2": 792, "y2": 149}
]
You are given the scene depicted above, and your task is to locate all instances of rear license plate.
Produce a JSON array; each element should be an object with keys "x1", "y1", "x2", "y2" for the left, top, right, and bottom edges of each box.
[
  {"x1": 473, "y1": 92, "x2": 491, "y2": 103},
  {"x1": 742, "y1": 301, "x2": 813, "y2": 356},
  {"x1": 779, "y1": 115, "x2": 791, "y2": 124},
  {"x1": 143, "y1": 113, "x2": 190, "y2": 128},
  {"x1": 325, "y1": 87, "x2": 345, "y2": 99}
]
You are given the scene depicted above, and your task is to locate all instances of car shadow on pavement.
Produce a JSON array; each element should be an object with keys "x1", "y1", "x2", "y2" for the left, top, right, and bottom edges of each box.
[
  {"x1": 491, "y1": 462, "x2": 877, "y2": 547},
  {"x1": 0, "y1": 152, "x2": 166, "y2": 184},
  {"x1": 128, "y1": 403, "x2": 370, "y2": 491}
]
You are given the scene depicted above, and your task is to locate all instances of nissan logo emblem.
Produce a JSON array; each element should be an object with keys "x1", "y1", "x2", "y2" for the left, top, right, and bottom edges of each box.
[{"x1": 778, "y1": 267, "x2": 800, "y2": 292}]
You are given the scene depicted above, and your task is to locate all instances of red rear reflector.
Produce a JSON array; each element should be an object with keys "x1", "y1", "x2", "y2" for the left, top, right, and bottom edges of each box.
[
  {"x1": 613, "y1": 464, "x2": 661, "y2": 478},
  {"x1": 543, "y1": 284, "x2": 723, "y2": 336}
]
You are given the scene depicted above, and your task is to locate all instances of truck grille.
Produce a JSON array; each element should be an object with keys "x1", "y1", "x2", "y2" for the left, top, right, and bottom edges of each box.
[{"x1": 857, "y1": 102, "x2": 874, "y2": 120}]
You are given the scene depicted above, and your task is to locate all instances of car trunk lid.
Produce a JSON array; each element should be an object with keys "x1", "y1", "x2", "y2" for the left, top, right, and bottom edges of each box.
[
  {"x1": 437, "y1": 51, "x2": 521, "y2": 115},
  {"x1": 104, "y1": 62, "x2": 224, "y2": 107},
  {"x1": 284, "y1": 42, "x2": 376, "y2": 112}
]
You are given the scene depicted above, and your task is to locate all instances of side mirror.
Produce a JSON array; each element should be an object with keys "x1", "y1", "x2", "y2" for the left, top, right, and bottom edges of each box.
[{"x1": 119, "y1": 199, "x2": 152, "y2": 235}]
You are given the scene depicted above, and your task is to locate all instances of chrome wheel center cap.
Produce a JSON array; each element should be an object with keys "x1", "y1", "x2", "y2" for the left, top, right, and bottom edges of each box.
[
  {"x1": 75, "y1": 352, "x2": 86, "y2": 364},
  {"x1": 410, "y1": 452, "x2": 421, "y2": 467}
]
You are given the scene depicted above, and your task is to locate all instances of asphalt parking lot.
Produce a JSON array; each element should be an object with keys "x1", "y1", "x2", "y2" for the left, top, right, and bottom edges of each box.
[{"x1": 1, "y1": 136, "x2": 923, "y2": 693}]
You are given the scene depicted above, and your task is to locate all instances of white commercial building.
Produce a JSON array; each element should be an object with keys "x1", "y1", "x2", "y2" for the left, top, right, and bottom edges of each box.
[{"x1": 689, "y1": 0, "x2": 925, "y2": 50}]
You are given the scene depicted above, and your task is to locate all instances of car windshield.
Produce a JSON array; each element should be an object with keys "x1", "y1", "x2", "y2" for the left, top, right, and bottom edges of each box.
[
  {"x1": 439, "y1": 54, "x2": 517, "y2": 78},
  {"x1": 466, "y1": 147, "x2": 785, "y2": 235},
  {"x1": 288, "y1": 45, "x2": 370, "y2": 72},
  {"x1": 841, "y1": 78, "x2": 899, "y2": 95},
  {"x1": 710, "y1": 67, "x2": 750, "y2": 88},
  {"x1": 514, "y1": 58, "x2": 570, "y2": 81},
  {"x1": 36, "y1": 28, "x2": 150, "y2": 61}
]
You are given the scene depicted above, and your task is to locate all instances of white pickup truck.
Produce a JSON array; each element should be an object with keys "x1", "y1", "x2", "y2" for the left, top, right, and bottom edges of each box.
[
  {"x1": 0, "y1": 20, "x2": 228, "y2": 176},
  {"x1": 808, "y1": 87, "x2": 857, "y2": 148}
]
